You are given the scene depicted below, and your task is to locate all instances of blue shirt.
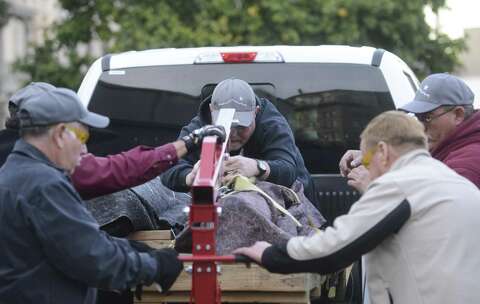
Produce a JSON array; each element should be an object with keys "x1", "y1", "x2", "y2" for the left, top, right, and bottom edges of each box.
[{"x1": 0, "y1": 139, "x2": 157, "y2": 304}]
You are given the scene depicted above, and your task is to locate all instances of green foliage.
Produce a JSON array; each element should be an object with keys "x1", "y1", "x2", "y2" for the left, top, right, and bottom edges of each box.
[
  {"x1": 0, "y1": 0, "x2": 9, "y2": 27},
  {"x1": 15, "y1": 0, "x2": 464, "y2": 89}
]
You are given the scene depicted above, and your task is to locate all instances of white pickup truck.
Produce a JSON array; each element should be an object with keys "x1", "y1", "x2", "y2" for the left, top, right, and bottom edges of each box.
[
  {"x1": 78, "y1": 44, "x2": 418, "y2": 223},
  {"x1": 78, "y1": 45, "x2": 419, "y2": 303}
]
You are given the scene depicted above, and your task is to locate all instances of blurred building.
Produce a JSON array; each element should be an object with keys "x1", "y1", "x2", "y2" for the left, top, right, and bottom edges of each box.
[
  {"x1": 455, "y1": 27, "x2": 480, "y2": 108},
  {"x1": 0, "y1": 0, "x2": 61, "y2": 127}
]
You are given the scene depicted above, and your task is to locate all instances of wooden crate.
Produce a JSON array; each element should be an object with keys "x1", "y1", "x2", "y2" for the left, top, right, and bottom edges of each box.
[{"x1": 129, "y1": 231, "x2": 323, "y2": 304}]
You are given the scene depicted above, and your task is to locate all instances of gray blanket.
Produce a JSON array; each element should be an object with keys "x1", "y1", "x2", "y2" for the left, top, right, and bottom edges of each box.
[
  {"x1": 176, "y1": 180, "x2": 326, "y2": 255},
  {"x1": 85, "y1": 176, "x2": 190, "y2": 237}
]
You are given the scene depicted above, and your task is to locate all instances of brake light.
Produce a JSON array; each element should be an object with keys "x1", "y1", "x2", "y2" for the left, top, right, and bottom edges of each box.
[
  {"x1": 194, "y1": 50, "x2": 284, "y2": 64},
  {"x1": 221, "y1": 52, "x2": 257, "y2": 63}
]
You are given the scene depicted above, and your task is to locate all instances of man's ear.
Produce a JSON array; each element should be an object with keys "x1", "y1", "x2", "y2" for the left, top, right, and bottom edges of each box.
[
  {"x1": 51, "y1": 124, "x2": 66, "y2": 149},
  {"x1": 377, "y1": 141, "x2": 389, "y2": 166},
  {"x1": 453, "y1": 106, "x2": 466, "y2": 125},
  {"x1": 255, "y1": 105, "x2": 260, "y2": 114}
]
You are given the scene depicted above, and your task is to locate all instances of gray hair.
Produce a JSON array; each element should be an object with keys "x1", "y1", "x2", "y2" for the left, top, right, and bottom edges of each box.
[
  {"x1": 463, "y1": 105, "x2": 475, "y2": 120},
  {"x1": 19, "y1": 125, "x2": 53, "y2": 138}
]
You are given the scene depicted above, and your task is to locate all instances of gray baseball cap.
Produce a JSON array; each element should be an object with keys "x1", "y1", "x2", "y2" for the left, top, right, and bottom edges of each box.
[
  {"x1": 9, "y1": 82, "x2": 56, "y2": 108},
  {"x1": 19, "y1": 87, "x2": 109, "y2": 128},
  {"x1": 211, "y1": 78, "x2": 256, "y2": 127},
  {"x1": 399, "y1": 73, "x2": 474, "y2": 114}
]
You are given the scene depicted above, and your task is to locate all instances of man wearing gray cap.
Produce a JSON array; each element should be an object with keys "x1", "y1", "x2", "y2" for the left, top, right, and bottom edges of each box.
[
  {"x1": 162, "y1": 78, "x2": 317, "y2": 207},
  {"x1": 399, "y1": 73, "x2": 480, "y2": 186},
  {"x1": 340, "y1": 73, "x2": 480, "y2": 189},
  {"x1": 0, "y1": 87, "x2": 185, "y2": 303}
]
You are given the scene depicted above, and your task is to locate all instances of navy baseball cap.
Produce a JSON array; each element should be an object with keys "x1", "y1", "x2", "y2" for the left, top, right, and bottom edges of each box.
[
  {"x1": 19, "y1": 87, "x2": 109, "y2": 128},
  {"x1": 399, "y1": 73, "x2": 474, "y2": 114},
  {"x1": 211, "y1": 78, "x2": 256, "y2": 127}
]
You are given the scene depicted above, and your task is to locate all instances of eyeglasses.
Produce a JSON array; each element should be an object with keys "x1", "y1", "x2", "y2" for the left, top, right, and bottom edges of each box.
[
  {"x1": 416, "y1": 107, "x2": 455, "y2": 123},
  {"x1": 361, "y1": 146, "x2": 378, "y2": 169},
  {"x1": 65, "y1": 125, "x2": 90, "y2": 144}
]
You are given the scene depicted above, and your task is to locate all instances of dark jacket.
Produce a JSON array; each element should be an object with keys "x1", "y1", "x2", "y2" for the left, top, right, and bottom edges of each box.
[
  {"x1": 161, "y1": 97, "x2": 316, "y2": 205},
  {"x1": 431, "y1": 110, "x2": 480, "y2": 188},
  {"x1": 0, "y1": 128, "x2": 17, "y2": 167},
  {"x1": 0, "y1": 140, "x2": 158, "y2": 304},
  {"x1": 0, "y1": 128, "x2": 179, "y2": 200}
]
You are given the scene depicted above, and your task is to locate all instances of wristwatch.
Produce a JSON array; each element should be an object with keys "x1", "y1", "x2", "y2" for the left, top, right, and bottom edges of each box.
[{"x1": 256, "y1": 160, "x2": 268, "y2": 177}]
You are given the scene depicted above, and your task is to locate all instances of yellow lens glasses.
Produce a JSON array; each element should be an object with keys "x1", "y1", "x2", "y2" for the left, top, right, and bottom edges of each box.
[
  {"x1": 66, "y1": 126, "x2": 90, "y2": 144},
  {"x1": 361, "y1": 146, "x2": 378, "y2": 169}
]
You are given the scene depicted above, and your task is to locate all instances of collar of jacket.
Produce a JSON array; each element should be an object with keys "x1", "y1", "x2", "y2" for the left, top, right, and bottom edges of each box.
[
  {"x1": 431, "y1": 110, "x2": 480, "y2": 160},
  {"x1": 366, "y1": 149, "x2": 430, "y2": 191},
  {"x1": 12, "y1": 138, "x2": 68, "y2": 174},
  {"x1": 388, "y1": 149, "x2": 430, "y2": 173}
]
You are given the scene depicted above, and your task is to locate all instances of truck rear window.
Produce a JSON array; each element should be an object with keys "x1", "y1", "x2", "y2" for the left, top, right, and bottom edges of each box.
[{"x1": 88, "y1": 63, "x2": 394, "y2": 174}]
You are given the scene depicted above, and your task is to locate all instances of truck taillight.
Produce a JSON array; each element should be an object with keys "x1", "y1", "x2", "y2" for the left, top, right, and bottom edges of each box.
[
  {"x1": 194, "y1": 50, "x2": 284, "y2": 64},
  {"x1": 221, "y1": 52, "x2": 257, "y2": 63}
]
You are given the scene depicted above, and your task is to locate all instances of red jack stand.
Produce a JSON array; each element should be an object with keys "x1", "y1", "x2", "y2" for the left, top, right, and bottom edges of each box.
[{"x1": 179, "y1": 109, "x2": 250, "y2": 304}]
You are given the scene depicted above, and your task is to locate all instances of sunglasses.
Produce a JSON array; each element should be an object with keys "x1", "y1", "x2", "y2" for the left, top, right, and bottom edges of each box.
[
  {"x1": 415, "y1": 106, "x2": 455, "y2": 123},
  {"x1": 65, "y1": 125, "x2": 90, "y2": 144},
  {"x1": 361, "y1": 146, "x2": 378, "y2": 169}
]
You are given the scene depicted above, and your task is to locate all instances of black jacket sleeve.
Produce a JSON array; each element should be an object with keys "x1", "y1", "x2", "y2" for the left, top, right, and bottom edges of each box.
[
  {"x1": 161, "y1": 116, "x2": 203, "y2": 192},
  {"x1": 252, "y1": 102, "x2": 299, "y2": 187},
  {"x1": 261, "y1": 181, "x2": 411, "y2": 275},
  {"x1": 28, "y1": 180, "x2": 158, "y2": 290}
]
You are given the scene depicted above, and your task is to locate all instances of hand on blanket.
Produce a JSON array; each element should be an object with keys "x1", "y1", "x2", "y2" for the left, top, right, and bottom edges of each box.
[
  {"x1": 233, "y1": 241, "x2": 272, "y2": 264},
  {"x1": 222, "y1": 155, "x2": 259, "y2": 184}
]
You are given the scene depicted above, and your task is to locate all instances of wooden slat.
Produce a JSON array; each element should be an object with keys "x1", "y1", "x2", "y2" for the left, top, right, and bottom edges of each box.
[
  {"x1": 140, "y1": 264, "x2": 320, "y2": 292},
  {"x1": 136, "y1": 291, "x2": 308, "y2": 303},
  {"x1": 128, "y1": 230, "x2": 171, "y2": 241},
  {"x1": 129, "y1": 231, "x2": 323, "y2": 303}
]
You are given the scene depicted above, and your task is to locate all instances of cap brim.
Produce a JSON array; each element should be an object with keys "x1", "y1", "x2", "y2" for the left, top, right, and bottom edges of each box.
[
  {"x1": 233, "y1": 112, "x2": 254, "y2": 127},
  {"x1": 79, "y1": 112, "x2": 110, "y2": 128},
  {"x1": 398, "y1": 100, "x2": 440, "y2": 114},
  {"x1": 211, "y1": 110, "x2": 254, "y2": 127}
]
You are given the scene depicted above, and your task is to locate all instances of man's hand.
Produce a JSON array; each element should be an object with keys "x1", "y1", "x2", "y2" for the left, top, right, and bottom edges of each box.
[
  {"x1": 181, "y1": 125, "x2": 226, "y2": 152},
  {"x1": 221, "y1": 156, "x2": 260, "y2": 184},
  {"x1": 347, "y1": 165, "x2": 371, "y2": 194},
  {"x1": 233, "y1": 241, "x2": 272, "y2": 264},
  {"x1": 339, "y1": 150, "x2": 362, "y2": 177},
  {"x1": 150, "y1": 248, "x2": 183, "y2": 293},
  {"x1": 185, "y1": 160, "x2": 200, "y2": 187}
]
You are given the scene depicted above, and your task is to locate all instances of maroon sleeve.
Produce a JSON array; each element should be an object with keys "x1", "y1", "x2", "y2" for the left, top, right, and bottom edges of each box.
[{"x1": 72, "y1": 144, "x2": 178, "y2": 200}]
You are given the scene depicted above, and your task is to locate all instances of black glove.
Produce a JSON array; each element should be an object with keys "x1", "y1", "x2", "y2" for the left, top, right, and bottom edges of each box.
[
  {"x1": 128, "y1": 240, "x2": 154, "y2": 253},
  {"x1": 181, "y1": 125, "x2": 226, "y2": 152},
  {"x1": 150, "y1": 248, "x2": 183, "y2": 293}
]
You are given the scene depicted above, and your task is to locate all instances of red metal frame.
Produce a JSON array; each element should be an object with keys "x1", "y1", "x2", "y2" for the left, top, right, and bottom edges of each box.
[{"x1": 179, "y1": 110, "x2": 242, "y2": 303}]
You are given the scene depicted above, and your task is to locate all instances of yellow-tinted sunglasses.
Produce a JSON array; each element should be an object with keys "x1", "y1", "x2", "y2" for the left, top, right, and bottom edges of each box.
[
  {"x1": 361, "y1": 146, "x2": 378, "y2": 169},
  {"x1": 65, "y1": 126, "x2": 90, "y2": 144}
]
